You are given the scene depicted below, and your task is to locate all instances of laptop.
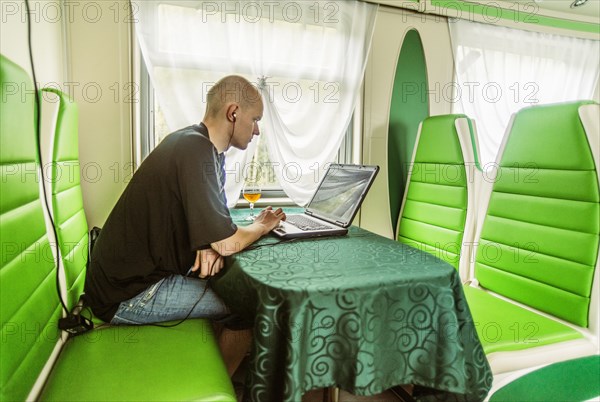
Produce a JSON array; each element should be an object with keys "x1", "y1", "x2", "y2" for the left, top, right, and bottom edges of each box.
[{"x1": 272, "y1": 164, "x2": 379, "y2": 239}]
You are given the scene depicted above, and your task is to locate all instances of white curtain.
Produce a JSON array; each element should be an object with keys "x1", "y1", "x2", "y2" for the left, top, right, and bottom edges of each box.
[
  {"x1": 133, "y1": 0, "x2": 378, "y2": 206},
  {"x1": 449, "y1": 20, "x2": 600, "y2": 167}
]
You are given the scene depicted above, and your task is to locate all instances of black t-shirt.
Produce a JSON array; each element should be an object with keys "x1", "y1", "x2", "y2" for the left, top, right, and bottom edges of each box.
[{"x1": 84, "y1": 124, "x2": 237, "y2": 321}]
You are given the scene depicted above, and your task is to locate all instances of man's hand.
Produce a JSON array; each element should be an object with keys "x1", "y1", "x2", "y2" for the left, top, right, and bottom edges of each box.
[
  {"x1": 253, "y1": 206, "x2": 286, "y2": 235},
  {"x1": 191, "y1": 248, "x2": 224, "y2": 278},
  {"x1": 211, "y1": 207, "x2": 286, "y2": 257}
]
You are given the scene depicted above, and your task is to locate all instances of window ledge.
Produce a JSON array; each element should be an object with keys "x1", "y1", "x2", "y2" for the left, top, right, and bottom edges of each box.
[{"x1": 235, "y1": 198, "x2": 296, "y2": 208}]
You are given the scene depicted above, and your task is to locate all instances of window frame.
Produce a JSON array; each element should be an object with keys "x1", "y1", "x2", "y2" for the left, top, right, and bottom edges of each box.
[{"x1": 137, "y1": 53, "x2": 359, "y2": 204}]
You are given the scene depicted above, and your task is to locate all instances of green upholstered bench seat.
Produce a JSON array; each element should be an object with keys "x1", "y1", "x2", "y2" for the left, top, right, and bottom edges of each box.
[
  {"x1": 40, "y1": 319, "x2": 235, "y2": 401},
  {"x1": 1, "y1": 54, "x2": 236, "y2": 402},
  {"x1": 464, "y1": 286, "x2": 582, "y2": 354},
  {"x1": 489, "y1": 355, "x2": 600, "y2": 401}
]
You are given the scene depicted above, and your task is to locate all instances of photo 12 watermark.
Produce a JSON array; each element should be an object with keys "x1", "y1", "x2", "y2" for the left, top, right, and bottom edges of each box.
[
  {"x1": 201, "y1": 79, "x2": 341, "y2": 106},
  {"x1": 1, "y1": 1, "x2": 139, "y2": 24},
  {"x1": 198, "y1": 1, "x2": 341, "y2": 24},
  {"x1": 401, "y1": 81, "x2": 540, "y2": 105},
  {"x1": 1, "y1": 80, "x2": 140, "y2": 105}
]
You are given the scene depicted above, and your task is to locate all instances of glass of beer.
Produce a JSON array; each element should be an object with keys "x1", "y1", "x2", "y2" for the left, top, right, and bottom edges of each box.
[{"x1": 242, "y1": 182, "x2": 262, "y2": 221}]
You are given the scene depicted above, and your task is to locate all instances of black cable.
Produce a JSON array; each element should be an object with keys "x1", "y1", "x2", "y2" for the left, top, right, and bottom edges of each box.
[
  {"x1": 24, "y1": 0, "x2": 70, "y2": 317},
  {"x1": 147, "y1": 278, "x2": 211, "y2": 328},
  {"x1": 244, "y1": 232, "x2": 371, "y2": 251},
  {"x1": 244, "y1": 237, "x2": 303, "y2": 251},
  {"x1": 147, "y1": 233, "x2": 371, "y2": 327},
  {"x1": 225, "y1": 117, "x2": 236, "y2": 151},
  {"x1": 25, "y1": 0, "x2": 93, "y2": 336},
  {"x1": 79, "y1": 306, "x2": 93, "y2": 322},
  {"x1": 159, "y1": 236, "x2": 286, "y2": 323},
  {"x1": 147, "y1": 253, "x2": 223, "y2": 328}
]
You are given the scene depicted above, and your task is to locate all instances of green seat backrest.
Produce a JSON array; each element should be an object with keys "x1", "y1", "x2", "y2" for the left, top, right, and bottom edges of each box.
[
  {"x1": 396, "y1": 114, "x2": 479, "y2": 276},
  {"x1": 475, "y1": 101, "x2": 600, "y2": 327},
  {"x1": 0, "y1": 55, "x2": 61, "y2": 401},
  {"x1": 42, "y1": 88, "x2": 88, "y2": 309}
]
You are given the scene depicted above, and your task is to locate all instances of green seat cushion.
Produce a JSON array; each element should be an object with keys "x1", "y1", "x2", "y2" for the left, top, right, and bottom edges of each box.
[
  {"x1": 40, "y1": 319, "x2": 236, "y2": 401},
  {"x1": 464, "y1": 286, "x2": 582, "y2": 354},
  {"x1": 489, "y1": 355, "x2": 600, "y2": 401}
]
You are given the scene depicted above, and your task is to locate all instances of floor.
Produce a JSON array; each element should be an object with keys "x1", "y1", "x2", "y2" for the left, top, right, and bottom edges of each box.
[
  {"x1": 233, "y1": 357, "x2": 407, "y2": 402},
  {"x1": 301, "y1": 388, "x2": 401, "y2": 402}
]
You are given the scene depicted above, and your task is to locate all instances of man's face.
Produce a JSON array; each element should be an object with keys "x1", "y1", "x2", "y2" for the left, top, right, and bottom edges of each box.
[{"x1": 232, "y1": 99, "x2": 264, "y2": 150}]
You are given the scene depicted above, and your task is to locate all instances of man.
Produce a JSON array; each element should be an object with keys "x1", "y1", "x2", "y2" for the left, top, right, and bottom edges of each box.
[{"x1": 84, "y1": 75, "x2": 285, "y2": 375}]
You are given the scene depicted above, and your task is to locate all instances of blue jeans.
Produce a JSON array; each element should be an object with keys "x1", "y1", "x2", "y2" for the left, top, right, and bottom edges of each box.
[{"x1": 111, "y1": 274, "x2": 231, "y2": 325}]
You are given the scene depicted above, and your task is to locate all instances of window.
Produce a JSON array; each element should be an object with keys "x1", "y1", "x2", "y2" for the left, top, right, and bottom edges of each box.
[
  {"x1": 133, "y1": 0, "x2": 376, "y2": 205},
  {"x1": 138, "y1": 55, "x2": 357, "y2": 198}
]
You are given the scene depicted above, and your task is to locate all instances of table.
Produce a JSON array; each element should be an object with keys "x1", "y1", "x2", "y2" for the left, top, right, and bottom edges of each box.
[{"x1": 212, "y1": 209, "x2": 492, "y2": 401}]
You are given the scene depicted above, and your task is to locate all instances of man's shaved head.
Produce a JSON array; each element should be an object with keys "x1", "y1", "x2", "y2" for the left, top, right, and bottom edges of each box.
[{"x1": 205, "y1": 75, "x2": 261, "y2": 118}]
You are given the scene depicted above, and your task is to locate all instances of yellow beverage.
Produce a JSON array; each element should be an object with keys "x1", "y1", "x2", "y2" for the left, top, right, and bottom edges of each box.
[{"x1": 243, "y1": 192, "x2": 262, "y2": 203}]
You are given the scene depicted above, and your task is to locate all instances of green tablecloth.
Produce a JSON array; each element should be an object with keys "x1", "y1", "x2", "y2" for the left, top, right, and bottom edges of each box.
[{"x1": 212, "y1": 209, "x2": 492, "y2": 401}]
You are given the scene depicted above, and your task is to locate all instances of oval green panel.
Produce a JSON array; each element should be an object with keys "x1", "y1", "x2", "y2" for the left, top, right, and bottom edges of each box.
[{"x1": 388, "y1": 29, "x2": 429, "y2": 238}]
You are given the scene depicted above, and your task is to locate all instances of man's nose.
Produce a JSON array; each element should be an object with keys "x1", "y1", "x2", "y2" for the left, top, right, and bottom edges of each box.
[{"x1": 253, "y1": 124, "x2": 260, "y2": 136}]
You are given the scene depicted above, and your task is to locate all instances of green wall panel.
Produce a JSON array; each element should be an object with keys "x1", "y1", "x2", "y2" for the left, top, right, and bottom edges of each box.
[{"x1": 388, "y1": 29, "x2": 429, "y2": 237}]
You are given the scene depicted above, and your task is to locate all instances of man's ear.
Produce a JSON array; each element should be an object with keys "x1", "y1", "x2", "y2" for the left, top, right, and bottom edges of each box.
[{"x1": 227, "y1": 104, "x2": 238, "y2": 123}]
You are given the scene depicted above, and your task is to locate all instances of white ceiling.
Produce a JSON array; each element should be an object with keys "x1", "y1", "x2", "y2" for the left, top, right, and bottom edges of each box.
[
  {"x1": 495, "y1": 0, "x2": 600, "y2": 20},
  {"x1": 370, "y1": 0, "x2": 600, "y2": 25}
]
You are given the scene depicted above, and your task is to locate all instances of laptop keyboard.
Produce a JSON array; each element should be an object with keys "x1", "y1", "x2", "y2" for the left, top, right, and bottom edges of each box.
[{"x1": 286, "y1": 215, "x2": 333, "y2": 231}]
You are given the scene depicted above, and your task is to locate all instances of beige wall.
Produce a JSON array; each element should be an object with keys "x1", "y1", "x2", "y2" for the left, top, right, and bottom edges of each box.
[
  {"x1": 360, "y1": 6, "x2": 455, "y2": 238},
  {"x1": 1, "y1": 0, "x2": 133, "y2": 228},
  {"x1": 64, "y1": 0, "x2": 133, "y2": 228},
  {"x1": 0, "y1": 0, "x2": 65, "y2": 83}
]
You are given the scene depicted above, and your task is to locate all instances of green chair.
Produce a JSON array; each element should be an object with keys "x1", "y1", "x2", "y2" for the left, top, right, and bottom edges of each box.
[
  {"x1": 396, "y1": 114, "x2": 481, "y2": 279},
  {"x1": 466, "y1": 101, "x2": 600, "y2": 374},
  {"x1": 488, "y1": 355, "x2": 600, "y2": 401},
  {"x1": 0, "y1": 53, "x2": 62, "y2": 402},
  {"x1": 36, "y1": 88, "x2": 236, "y2": 401}
]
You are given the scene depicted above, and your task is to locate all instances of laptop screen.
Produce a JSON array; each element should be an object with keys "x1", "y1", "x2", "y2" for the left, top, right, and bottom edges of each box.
[{"x1": 305, "y1": 164, "x2": 379, "y2": 226}]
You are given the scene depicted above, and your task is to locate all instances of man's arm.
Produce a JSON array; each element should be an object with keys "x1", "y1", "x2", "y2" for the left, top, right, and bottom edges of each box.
[
  {"x1": 190, "y1": 207, "x2": 285, "y2": 278},
  {"x1": 211, "y1": 207, "x2": 285, "y2": 257}
]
